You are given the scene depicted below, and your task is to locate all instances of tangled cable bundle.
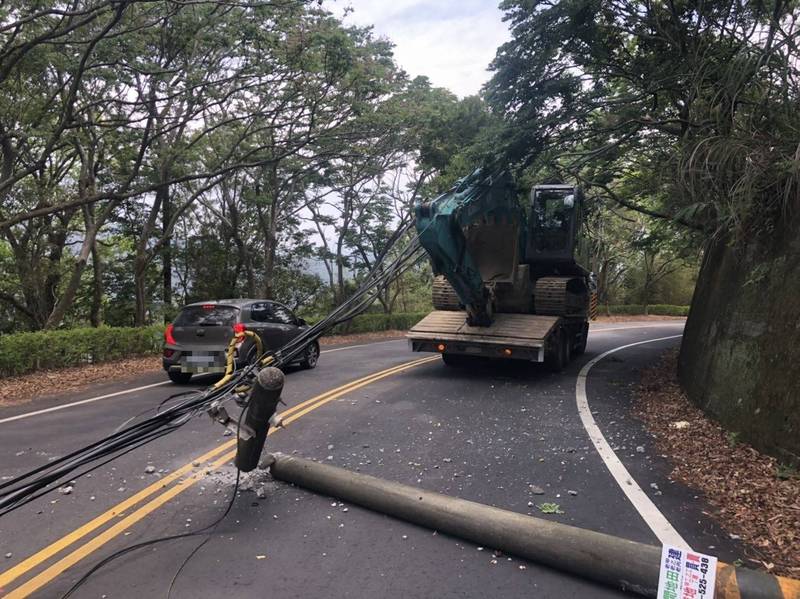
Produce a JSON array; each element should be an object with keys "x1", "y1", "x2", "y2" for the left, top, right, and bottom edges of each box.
[{"x1": 0, "y1": 224, "x2": 424, "y2": 517}]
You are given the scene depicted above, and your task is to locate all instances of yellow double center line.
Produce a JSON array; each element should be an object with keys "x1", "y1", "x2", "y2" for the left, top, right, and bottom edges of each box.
[{"x1": 0, "y1": 356, "x2": 438, "y2": 598}]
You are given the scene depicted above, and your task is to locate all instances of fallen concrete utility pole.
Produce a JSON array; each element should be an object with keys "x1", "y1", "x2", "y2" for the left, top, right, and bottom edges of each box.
[{"x1": 267, "y1": 453, "x2": 800, "y2": 599}]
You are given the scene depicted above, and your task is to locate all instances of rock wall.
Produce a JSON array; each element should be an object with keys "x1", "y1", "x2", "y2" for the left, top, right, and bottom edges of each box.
[{"x1": 678, "y1": 221, "x2": 800, "y2": 465}]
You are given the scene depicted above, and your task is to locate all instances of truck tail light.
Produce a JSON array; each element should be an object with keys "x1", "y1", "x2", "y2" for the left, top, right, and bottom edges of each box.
[
  {"x1": 437, "y1": 343, "x2": 446, "y2": 352},
  {"x1": 165, "y1": 323, "x2": 176, "y2": 345}
]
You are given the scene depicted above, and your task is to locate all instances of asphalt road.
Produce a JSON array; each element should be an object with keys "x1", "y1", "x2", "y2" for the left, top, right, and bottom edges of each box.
[{"x1": 0, "y1": 322, "x2": 743, "y2": 598}]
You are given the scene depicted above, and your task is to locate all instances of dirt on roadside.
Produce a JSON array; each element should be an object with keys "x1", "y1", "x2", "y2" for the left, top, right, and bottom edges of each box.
[
  {"x1": 0, "y1": 356, "x2": 163, "y2": 408},
  {"x1": 0, "y1": 331, "x2": 407, "y2": 408},
  {"x1": 634, "y1": 350, "x2": 800, "y2": 578},
  {"x1": 0, "y1": 320, "x2": 683, "y2": 409}
]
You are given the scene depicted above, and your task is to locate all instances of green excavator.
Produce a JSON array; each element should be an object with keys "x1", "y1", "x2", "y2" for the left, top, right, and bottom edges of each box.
[{"x1": 408, "y1": 169, "x2": 595, "y2": 369}]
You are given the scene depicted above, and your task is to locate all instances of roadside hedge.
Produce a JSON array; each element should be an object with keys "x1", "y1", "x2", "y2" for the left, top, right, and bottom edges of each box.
[
  {"x1": 0, "y1": 325, "x2": 164, "y2": 378},
  {"x1": 4, "y1": 307, "x2": 690, "y2": 378},
  {"x1": 327, "y1": 312, "x2": 428, "y2": 335},
  {"x1": 0, "y1": 314, "x2": 430, "y2": 378},
  {"x1": 606, "y1": 304, "x2": 690, "y2": 316}
]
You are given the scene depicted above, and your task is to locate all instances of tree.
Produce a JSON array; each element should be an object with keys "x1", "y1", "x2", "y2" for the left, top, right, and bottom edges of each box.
[{"x1": 486, "y1": 0, "x2": 800, "y2": 461}]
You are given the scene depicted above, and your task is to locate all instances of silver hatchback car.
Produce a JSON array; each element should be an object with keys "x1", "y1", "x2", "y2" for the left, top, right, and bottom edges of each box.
[{"x1": 162, "y1": 299, "x2": 320, "y2": 384}]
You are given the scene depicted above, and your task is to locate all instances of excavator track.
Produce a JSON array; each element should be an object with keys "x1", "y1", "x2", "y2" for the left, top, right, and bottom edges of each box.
[
  {"x1": 432, "y1": 275, "x2": 461, "y2": 311},
  {"x1": 534, "y1": 277, "x2": 570, "y2": 315},
  {"x1": 534, "y1": 276, "x2": 591, "y2": 317}
]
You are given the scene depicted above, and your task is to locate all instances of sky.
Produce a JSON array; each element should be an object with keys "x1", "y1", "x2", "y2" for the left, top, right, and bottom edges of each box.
[{"x1": 326, "y1": 0, "x2": 511, "y2": 97}]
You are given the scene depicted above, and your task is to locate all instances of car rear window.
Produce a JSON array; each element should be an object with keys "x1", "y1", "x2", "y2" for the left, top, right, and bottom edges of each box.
[{"x1": 174, "y1": 305, "x2": 239, "y2": 327}]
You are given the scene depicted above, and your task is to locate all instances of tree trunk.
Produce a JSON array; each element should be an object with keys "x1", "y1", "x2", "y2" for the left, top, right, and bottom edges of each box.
[
  {"x1": 161, "y1": 183, "x2": 172, "y2": 318},
  {"x1": 133, "y1": 186, "x2": 164, "y2": 325},
  {"x1": 41, "y1": 216, "x2": 71, "y2": 324},
  {"x1": 44, "y1": 205, "x2": 105, "y2": 328},
  {"x1": 134, "y1": 255, "x2": 148, "y2": 326},
  {"x1": 678, "y1": 218, "x2": 800, "y2": 465},
  {"x1": 263, "y1": 212, "x2": 278, "y2": 299},
  {"x1": 261, "y1": 167, "x2": 280, "y2": 299},
  {"x1": 90, "y1": 238, "x2": 103, "y2": 327}
]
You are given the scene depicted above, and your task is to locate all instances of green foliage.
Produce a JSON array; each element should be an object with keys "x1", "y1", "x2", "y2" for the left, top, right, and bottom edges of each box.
[
  {"x1": 606, "y1": 305, "x2": 689, "y2": 316},
  {"x1": 775, "y1": 463, "x2": 798, "y2": 481},
  {"x1": 486, "y1": 0, "x2": 800, "y2": 244},
  {"x1": 0, "y1": 326, "x2": 164, "y2": 378},
  {"x1": 725, "y1": 431, "x2": 741, "y2": 448},
  {"x1": 0, "y1": 310, "x2": 429, "y2": 377},
  {"x1": 327, "y1": 312, "x2": 428, "y2": 335},
  {"x1": 536, "y1": 503, "x2": 564, "y2": 515}
]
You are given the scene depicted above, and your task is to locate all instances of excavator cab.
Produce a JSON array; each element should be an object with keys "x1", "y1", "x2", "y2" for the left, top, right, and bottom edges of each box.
[{"x1": 526, "y1": 185, "x2": 584, "y2": 265}]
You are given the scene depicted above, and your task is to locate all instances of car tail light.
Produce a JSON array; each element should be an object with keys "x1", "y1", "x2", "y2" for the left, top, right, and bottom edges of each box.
[
  {"x1": 163, "y1": 348, "x2": 175, "y2": 358},
  {"x1": 233, "y1": 323, "x2": 247, "y2": 335},
  {"x1": 202, "y1": 304, "x2": 215, "y2": 310},
  {"x1": 165, "y1": 323, "x2": 176, "y2": 345}
]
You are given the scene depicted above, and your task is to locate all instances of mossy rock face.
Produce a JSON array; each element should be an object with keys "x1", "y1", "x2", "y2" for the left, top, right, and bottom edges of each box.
[{"x1": 679, "y1": 224, "x2": 800, "y2": 465}]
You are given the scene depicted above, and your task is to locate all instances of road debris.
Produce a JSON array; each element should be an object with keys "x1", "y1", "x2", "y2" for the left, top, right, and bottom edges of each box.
[
  {"x1": 634, "y1": 349, "x2": 800, "y2": 577},
  {"x1": 58, "y1": 486, "x2": 73, "y2": 495},
  {"x1": 536, "y1": 503, "x2": 564, "y2": 515}
]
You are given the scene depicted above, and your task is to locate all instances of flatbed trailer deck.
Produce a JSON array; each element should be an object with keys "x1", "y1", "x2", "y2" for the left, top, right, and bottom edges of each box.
[{"x1": 407, "y1": 310, "x2": 561, "y2": 362}]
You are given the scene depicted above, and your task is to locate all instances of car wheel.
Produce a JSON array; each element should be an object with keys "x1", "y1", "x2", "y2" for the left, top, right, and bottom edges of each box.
[
  {"x1": 300, "y1": 342, "x2": 320, "y2": 369},
  {"x1": 168, "y1": 371, "x2": 193, "y2": 384}
]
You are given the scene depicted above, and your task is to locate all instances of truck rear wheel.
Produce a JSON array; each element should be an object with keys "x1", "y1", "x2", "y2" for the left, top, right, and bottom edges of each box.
[
  {"x1": 441, "y1": 353, "x2": 468, "y2": 367},
  {"x1": 573, "y1": 323, "x2": 588, "y2": 355},
  {"x1": 545, "y1": 328, "x2": 569, "y2": 372}
]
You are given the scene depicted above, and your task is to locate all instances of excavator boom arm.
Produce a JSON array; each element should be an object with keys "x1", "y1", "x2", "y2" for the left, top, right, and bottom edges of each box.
[{"x1": 415, "y1": 170, "x2": 525, "y2": 326}]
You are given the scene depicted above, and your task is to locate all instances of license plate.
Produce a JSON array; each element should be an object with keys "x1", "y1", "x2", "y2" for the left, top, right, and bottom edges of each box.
[
  {"x1": 184, "y1": 366, "x2": 226, "y2": 374},
  {"x1": 186, "y1": 354, "x2": 216, "y2": 363}
]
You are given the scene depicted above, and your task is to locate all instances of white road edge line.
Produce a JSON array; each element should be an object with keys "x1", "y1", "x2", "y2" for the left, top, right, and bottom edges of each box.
[
  {"x1": 0, "y1": 340, "x2": 401, "y2": 425},
  {"x1": 1, "y1": 329, "x2": 683, "y2": 426},
  {"x1": 0, "y1": 381, "x2": 172, "y2": 425},
  {"x1": 320, "y1": 339, "x2": 401, "y2": 353},
  {"x1": 590, "y1": 322, "x2": 685, "y2": 333},
  {"x1": 576, "y1": 333, "x2": 691, "y2": 549}
]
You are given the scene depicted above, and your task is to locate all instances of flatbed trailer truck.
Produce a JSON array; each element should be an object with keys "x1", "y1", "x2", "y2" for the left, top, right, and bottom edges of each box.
[{"x1": 408, "y1": 171, "x2": 593, "y2": 369}]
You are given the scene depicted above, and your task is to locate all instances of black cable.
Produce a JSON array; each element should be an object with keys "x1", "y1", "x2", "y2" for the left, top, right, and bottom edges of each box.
[
  {"x1": 60, "y1": 408, "x2": 246, "y2": 599},
  {"x1": 5, "y1": 218, "x2": 430, "y2": 599},
  {"x1": 60, "y1": 468, "x2": 241, "y2": 599},
  {"x1": 0, "y1": 222, "x2": 426, "y2": 517}
]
